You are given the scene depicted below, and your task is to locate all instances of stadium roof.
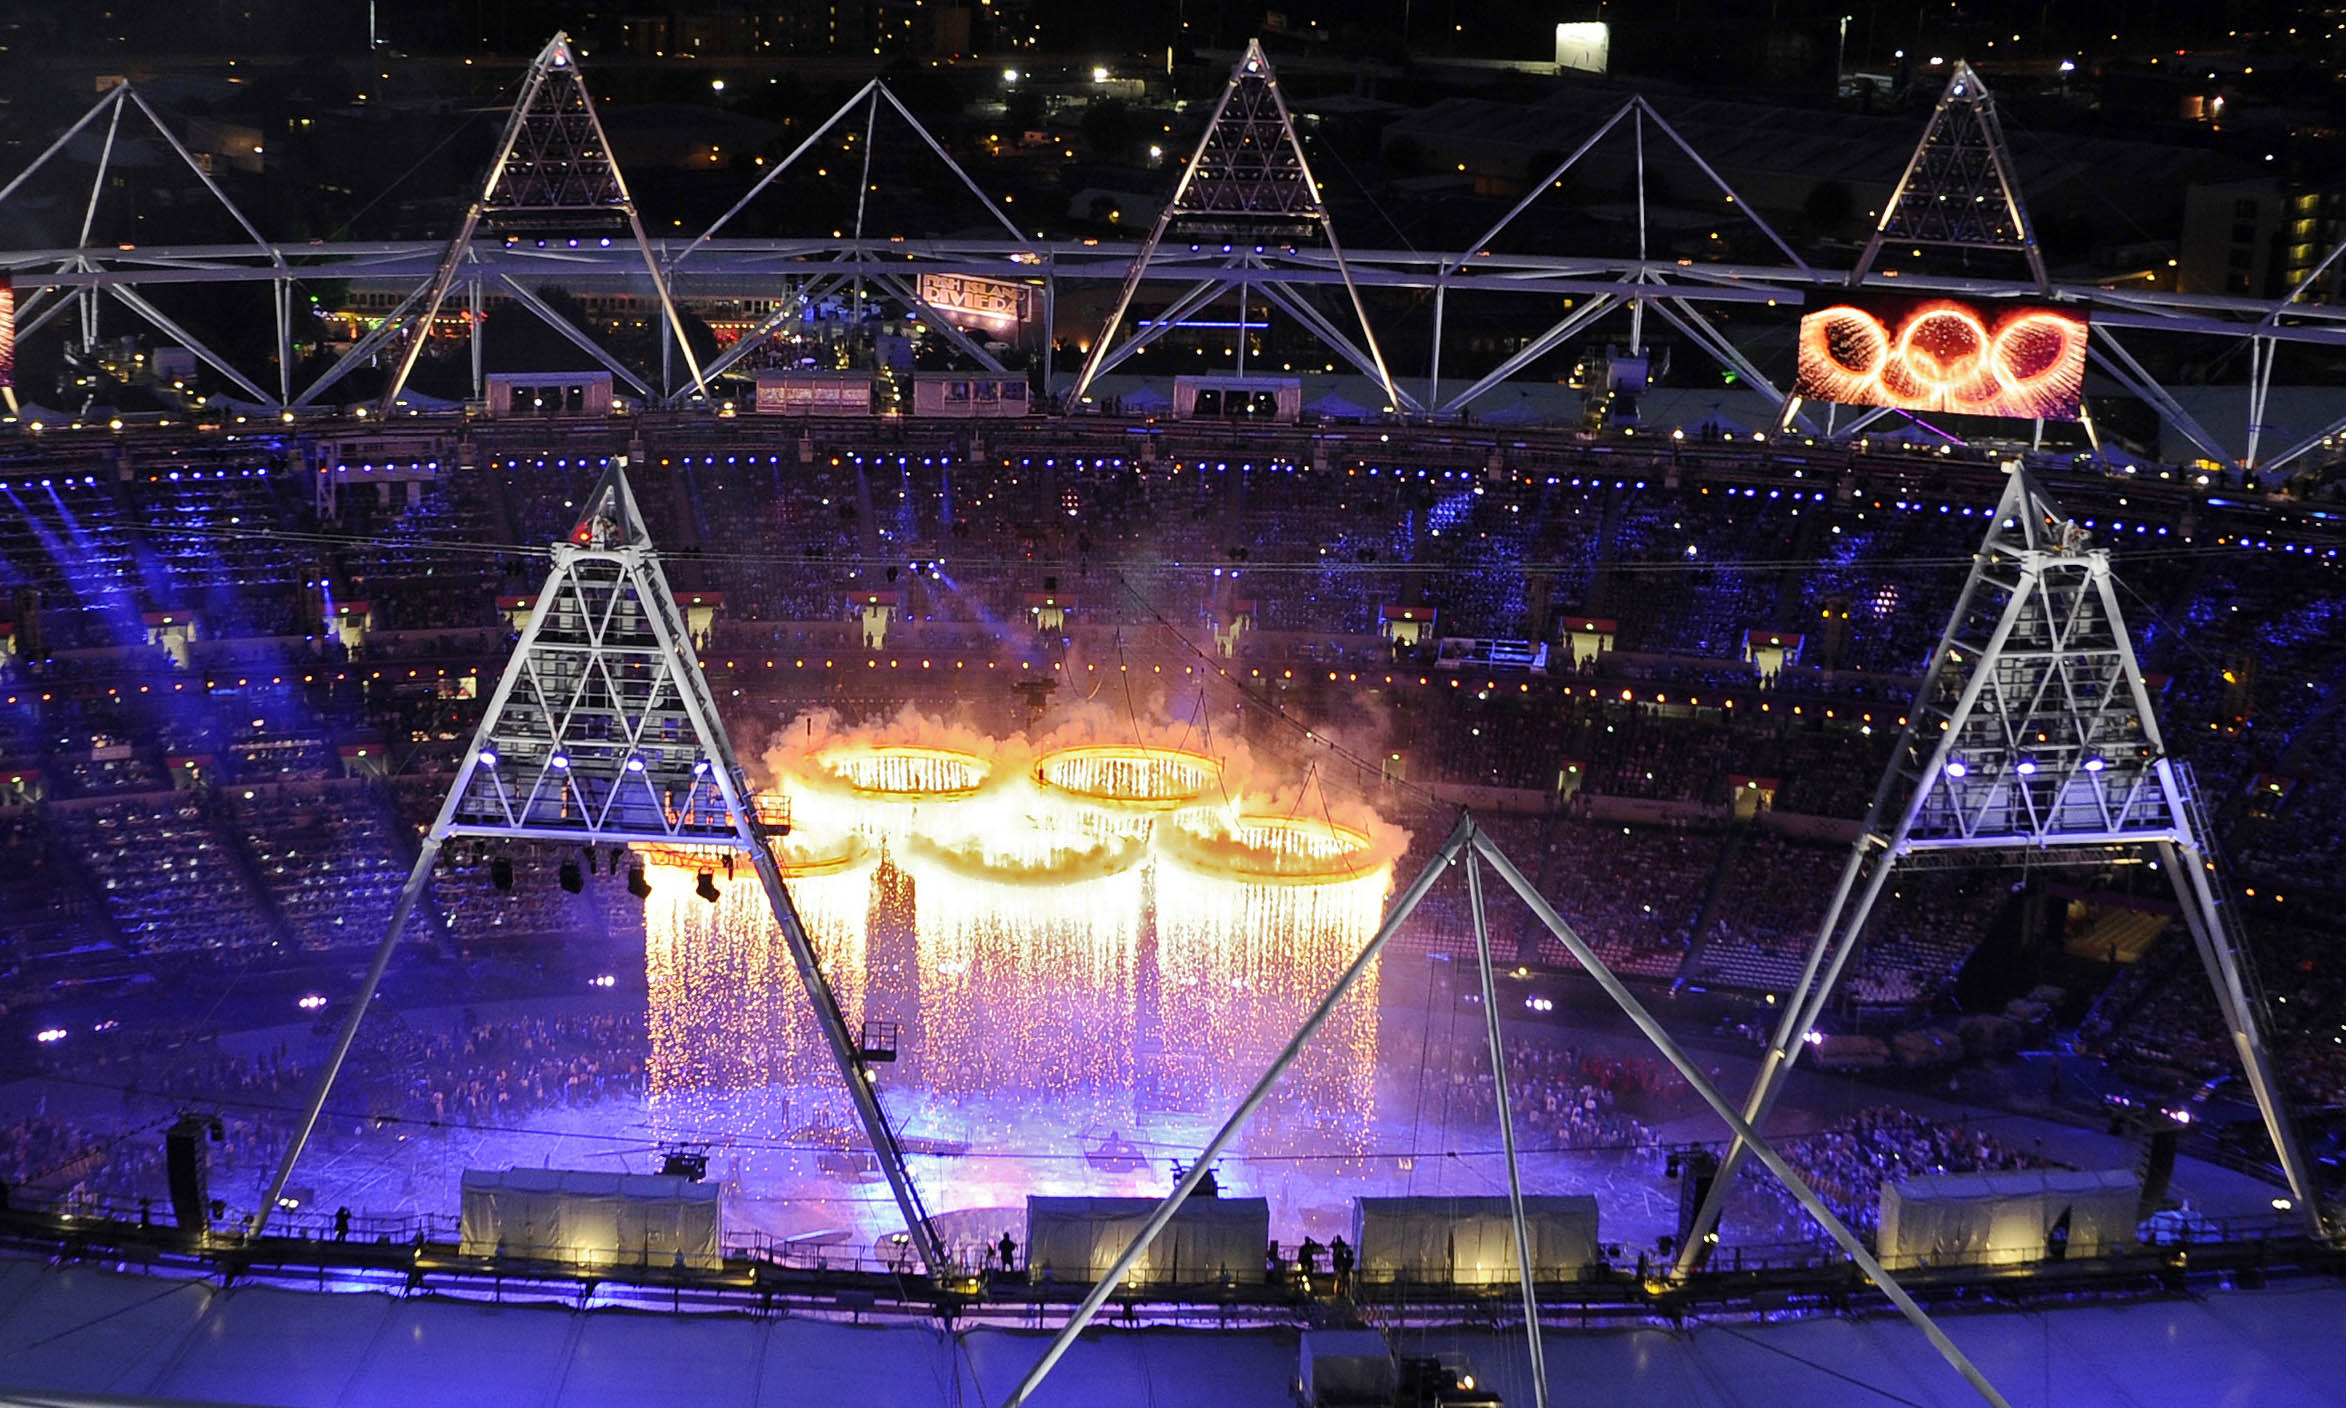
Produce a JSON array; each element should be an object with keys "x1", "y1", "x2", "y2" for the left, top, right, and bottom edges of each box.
[{"x1": 4, "y1": 1255, "x2": 2339, "y2": 1407}]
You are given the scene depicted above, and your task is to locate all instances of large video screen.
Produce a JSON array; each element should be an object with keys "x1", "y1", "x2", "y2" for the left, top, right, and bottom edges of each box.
[
  {"x1": 1794, "y1": 292, "x2": 2088, "y2": 421},
  {"x1": 0, "y1": 275, "x2": 13, "y2": 390}
]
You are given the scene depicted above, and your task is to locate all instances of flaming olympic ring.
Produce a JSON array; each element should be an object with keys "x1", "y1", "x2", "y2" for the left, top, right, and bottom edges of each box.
[
  {"x1": 1159, "y1": 813, "x2": 1384, "y2": 886},
  {"x1": 1033, "y1": 744, "x2": 1226, "y2": 811},
  {"x1": 1796, "y1": 301, "x2": 2086, "y2": 419}
]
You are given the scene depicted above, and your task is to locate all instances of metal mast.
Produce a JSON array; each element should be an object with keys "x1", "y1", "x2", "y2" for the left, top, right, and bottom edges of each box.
[
  {"x1": 353, "y1": 33, "x2": 708, "y2": 415},
  {"x1": 1002, "y1": 815, "x2": 2017, "y2": 1408},
  {"x1": 253, "y1": 465, "x2": 944, "y2": 1275},
  {"x1": 1853, "y1": 61, "x2": 2049, "y2": 291},
  {"x1": 1675, "y1": 464, "x2": 2323, "y2": 1275},
  {"x1": 1069, "y1": 39, "x2": 1405, "y2": 410}
]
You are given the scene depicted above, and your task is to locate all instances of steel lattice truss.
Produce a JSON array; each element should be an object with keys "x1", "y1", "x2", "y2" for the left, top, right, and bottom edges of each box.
[
  {"x1": 252, "y1": 465, "x2": 948, "y2": 1276},
  {"x1": 1070, "y1": 39, "x2": 1403, "y2": 408},
  {"x1": 1901, "y1": 484, "x2": 2169, "y2": 848},
  {"x1": 447, "y1": 472, "x2": 749, "y2": 845},
  {"x1": 1857, "y1": 61, "x2": 2045, "y2": 286},
  {"x1": 4, "y1": 42, "x2": 2346, "y2": 467},
  {"x1": 1179, "y1": 53, "x2": 1320, "y2": 225},
  {"x1": 488, "y1": 51, "x2": 626, "y2": 220},
  {"x1": 1670, "y1": 464, "x2": 2326, "y2": 1281}
]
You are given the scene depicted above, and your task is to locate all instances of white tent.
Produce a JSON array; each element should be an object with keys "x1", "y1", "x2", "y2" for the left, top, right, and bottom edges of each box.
[
  {"x1": 1352, "y1": 1195, "x2": 1601, "y2": 1285},
  {"x1": 1025, "y1": 1195, "x2": 1267, "y2": 1286},
  {"x1": 1878, "y1": 1168, "x2": 2138, "y2": 1270},
  {"x1": 459, "y1": 1168, "x2": 723, "y2": 1270}
]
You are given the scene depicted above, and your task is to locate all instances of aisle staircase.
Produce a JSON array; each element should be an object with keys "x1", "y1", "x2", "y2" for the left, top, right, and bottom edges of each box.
[{"x1": 2063, "y1": 908, "x2": 2170, "y2": 964}]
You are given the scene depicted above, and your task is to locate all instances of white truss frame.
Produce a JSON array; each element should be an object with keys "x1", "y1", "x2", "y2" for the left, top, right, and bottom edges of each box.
[
  {"x1": 1069, "y1": 39, "x2": 1407, "y2": 412},
  {"x1": 1673, "y1": 465, "x2": 2323, "y2": 1276},
  {"x1": 3, "y1": 45, "x2": 2343, "y2": 466},
  {"x1": 369, "y1": 32, "x2": 708, "y2": 415},
  {"x1": 253, "y1": 465, "x2": 945, "y2": 1275},
  {"x1": 0, "y1": 79, "x2": 296, "y2": 404},
  {"x1": 1855, "y1": 61, "x2": 2048, "y2": 290},
  {"x1": 1000, "y1": 813, "x2": 2017, "y2": 1408}
]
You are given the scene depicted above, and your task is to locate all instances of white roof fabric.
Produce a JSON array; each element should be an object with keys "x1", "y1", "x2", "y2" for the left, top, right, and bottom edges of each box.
[{"x1": 3, "y1": 1254, "x2": 2342, "y2": 1406}]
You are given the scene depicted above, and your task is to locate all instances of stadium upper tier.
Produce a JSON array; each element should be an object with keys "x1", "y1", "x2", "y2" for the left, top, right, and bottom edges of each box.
[{"x1": 0, "y1": 417, "x2": 2341, "y2": 1096}]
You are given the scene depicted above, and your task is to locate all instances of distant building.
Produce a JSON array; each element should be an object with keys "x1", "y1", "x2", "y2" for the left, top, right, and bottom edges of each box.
[
  {"x1": 612, "y1": 2, "x2": 876, "y2": 57},
  {"x1": 2178, "y1": 178, "x2": 2346, "y2": 301}
]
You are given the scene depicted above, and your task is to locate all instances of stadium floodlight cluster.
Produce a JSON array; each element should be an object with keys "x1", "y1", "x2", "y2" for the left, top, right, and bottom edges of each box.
[
  {"x1": 1671, "y1": 463, "x2": 2325, "y2": 1281},
  {"x1": 255, "y1": 465, "x2": 945, "y2": 1274}
]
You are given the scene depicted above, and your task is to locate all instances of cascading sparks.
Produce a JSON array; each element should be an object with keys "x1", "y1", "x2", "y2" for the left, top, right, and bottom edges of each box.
[
  {"x1": 640, "y1": 832, "x2": 876, "y2": 1116},
  {"x1": 643, "y1": 713, "x2": 1403, "y2": 1152},
  {"x1": 900, "y1": 827, "x2": 1147, "y2": 1106},
  {"x1": 1156, "y1": 814, "x2": 1390, "y2": 1135}
]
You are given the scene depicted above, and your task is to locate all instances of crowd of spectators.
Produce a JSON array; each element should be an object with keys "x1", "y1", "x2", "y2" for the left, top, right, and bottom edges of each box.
[
  {"x1": 0, "y1": 422, "x2": 2339, "y2": 1178},
  {"x1": 4, "y1": 1010, "x2": 650, "y2": 1217},
  {"x1": 1740, "y1": 1105, "x2": 2051, "y2": 1245}
]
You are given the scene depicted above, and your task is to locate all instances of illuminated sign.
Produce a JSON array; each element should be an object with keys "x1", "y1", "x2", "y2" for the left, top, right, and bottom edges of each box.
[
  {"x1": 0, "y1": 275, "x2": 13, "y2": 389},
  {"x1": 916, "y1": 273, "x2": 1030, "y2": 328},
  {"x1": 1794, "y1": 292, "x2": 2088, "y2": 421}
]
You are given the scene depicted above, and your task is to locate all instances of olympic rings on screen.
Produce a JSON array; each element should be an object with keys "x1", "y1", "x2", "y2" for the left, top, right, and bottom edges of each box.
[{"x1": 1795, "y1": 300, "x2": 2087, "y2": 419}]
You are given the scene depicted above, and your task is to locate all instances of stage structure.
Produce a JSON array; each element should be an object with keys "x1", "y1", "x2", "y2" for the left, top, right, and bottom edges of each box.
[
  {"x1": 319, "y1": 33, "x2": 711, "y2": 416},
  {"x1": 1426, "y1": 94, "x2": 1814, "y2": 420},
  {"x1": 1067, "y1": 40, "x2": 1407, "y2": 413},
  {"x1": 1000, "y1": 815, "x2": 2020, "y2": 1408},
  {"x1": 6, "y1": 43, "x2": 2346, "y2": 467},
  {"x1": 253, "y1": 465, "x2": 944, "y2": 1275},
  {"x1": 668, "y1": 80, "x2": 1039, "y2": 387},
  {"x1": 1672, "y1": 463, "x2": 2324, "y2": 1278},
  {"x1": 1852, "y1": 61, "x2": 2048, "y2": 291},
  {"x1": 0, "y1": 79, "x2": 291, "y2": 407}
]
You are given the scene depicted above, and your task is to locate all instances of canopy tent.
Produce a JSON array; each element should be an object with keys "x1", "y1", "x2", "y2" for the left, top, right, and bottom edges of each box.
[
  {"x1": 1025, "y1": 1195, "x2": 1268, "y2": 1286},
  {"x1": 1353, "y1": 1195, "x2": 1601, "y2": 1285},
  {"x1": 459, "y1": 1168, "x2": 722, "y2": 1270},
  {"x1": 1878, "y1": 1168, "x2": 2139, "y2": 1270},
  {"x1": 1302, "y1": 384, "x2": 1379, "y2": 420},
  {"x1": 1475, "y1": 390, "x2": 1561, "y2": 427}
]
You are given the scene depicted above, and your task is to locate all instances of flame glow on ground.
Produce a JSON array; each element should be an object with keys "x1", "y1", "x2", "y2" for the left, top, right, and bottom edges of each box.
[{"x1": 639, "y1": 710, "x2": 1403, "y2": 1173}]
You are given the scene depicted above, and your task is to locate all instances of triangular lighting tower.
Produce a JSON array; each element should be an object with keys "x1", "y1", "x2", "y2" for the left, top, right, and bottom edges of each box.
[
  {"x1": 1676, "y1": 464, "x2": 2323, "y2": 1274},
  {"x1": 351, "y1": 33, "x2": 708, "y2": 414},
  {"x1": 1070, "y1": 39, "x2": 1407, "y2": 410},
  {"x1": 1853, "y1": 61, "x2": 2048, "y2": 290},
  {"x1": 254, "y1": 466, "x2": 945, "y2": 1275}
]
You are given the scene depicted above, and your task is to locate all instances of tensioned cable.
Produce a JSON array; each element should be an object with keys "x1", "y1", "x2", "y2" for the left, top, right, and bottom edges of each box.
[{"x1": 32, "y1": 1066, "x2": 1971, "y2": 1164}]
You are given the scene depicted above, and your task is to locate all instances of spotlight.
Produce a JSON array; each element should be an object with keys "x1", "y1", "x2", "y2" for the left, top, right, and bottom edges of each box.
[
  {"x1": 2083, "y1": 756, "x2": 2107, "y2": 773},
  {"x1": 1944, "y1": 759, "x2": 1968, "y2": 779},
  {"x1": 491, "y1": 858, "x2": 514, "y2": 892},
  {"x1": 2015, "y1": 758, "x2": 2038, "y2": 776},
  {"x1": 695, "y1": 871, "x2": 721, "y2": 903},
  {"x1": 477, "y1": 749, "x2": 498, "y2": 769},
  {"x1": 627, "y1": 865, "x2": 652, "y2": 899},
  {"x1": 559, "y1": 861, "x2": 583, "y2": 894},
  {"x1": 549, "y1": 752, "x2": 570, "y2": 770}
]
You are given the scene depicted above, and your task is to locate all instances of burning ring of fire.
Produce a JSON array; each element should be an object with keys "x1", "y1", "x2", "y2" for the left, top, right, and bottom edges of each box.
[
  {"x1": 1796, "y1": 301, "x2": 2086, "y2": 419},
  {"x1": 810, "y1": 743, "x2": 993, "y2": 799},
  {"x1": 633, "y1": 822, "x2": 875, "y2": 878},
  {"x1": 1031, "y1": 744, "x2": 1226, "y2": 810},
  {"x1": 1159, "y1": 813, "x2": 1381, "y2": 886}
]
